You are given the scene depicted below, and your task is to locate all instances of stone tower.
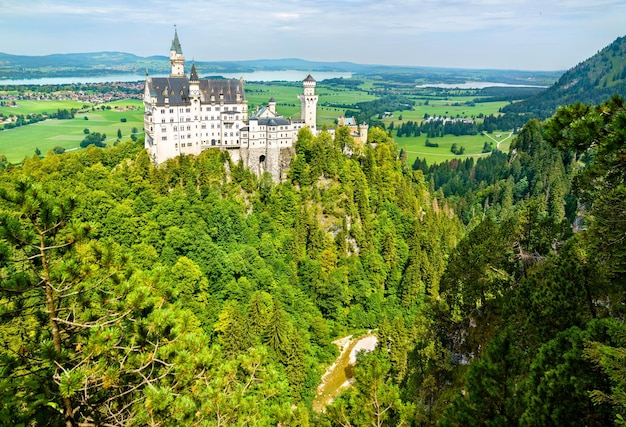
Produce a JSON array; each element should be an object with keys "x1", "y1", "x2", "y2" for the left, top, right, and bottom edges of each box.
[
  {"x1": 170, "y1": 28, "x2": 185, "y2": 77},
  {"x1": 298, "y1": 74, "x2": 318, "y2": 129}
]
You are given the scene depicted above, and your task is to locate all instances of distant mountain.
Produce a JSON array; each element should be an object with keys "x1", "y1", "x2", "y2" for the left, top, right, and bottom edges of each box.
[
  {"x1": 0, "y1": 52, "x2": 374, "y2": 80},
  {"x1": 0, "y1": 51, "x2": 561, "y2": 85},
  {"x1": 0, "y1": 51, "x2": 170, "y2": 79},
  {"x1": 503, "y1": 36, "x2": 626, "y2": 118}
]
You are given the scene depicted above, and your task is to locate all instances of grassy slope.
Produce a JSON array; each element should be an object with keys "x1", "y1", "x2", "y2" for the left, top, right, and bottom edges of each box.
[
  {"x1": 1, "y1": 83, "x2": 510, "y2": 164},
  {"x1": 0, "y1": 99, "x2": 143, "y2": 162},
  {"x1": 395, "y1": 131, "x2": 513, "y2": 166}
]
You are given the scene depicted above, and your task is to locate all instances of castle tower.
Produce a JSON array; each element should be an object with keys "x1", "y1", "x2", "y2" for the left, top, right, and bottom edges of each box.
[
  {"x1": 359, "y1": 122, "x2": 369, "y2": 144},
  {"x1": 170, "y1": 28, "x2": 185, "y2": 77},
  {"x1": 298, "y1": 74, "x2": 318, "y2": 129},
  {"x1": 189, "y1": 62, "x2": 200, "y2": 97},
  {"x1": 268, "y1": 97, "x2": 276, "y2": 115}
]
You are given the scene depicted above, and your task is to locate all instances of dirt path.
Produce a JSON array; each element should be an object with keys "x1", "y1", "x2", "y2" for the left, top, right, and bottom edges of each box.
[
  {"x1": 312, "y1": 333, "x2": 378, "y2": 412},
  {"x1": 482, "y1": 130, "x2": 514, "y2": 149}
]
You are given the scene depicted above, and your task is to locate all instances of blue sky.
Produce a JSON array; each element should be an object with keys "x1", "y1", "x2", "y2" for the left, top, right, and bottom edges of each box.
[{"x1": 2, "y1": 0, "x2": 625, "y2": 70}]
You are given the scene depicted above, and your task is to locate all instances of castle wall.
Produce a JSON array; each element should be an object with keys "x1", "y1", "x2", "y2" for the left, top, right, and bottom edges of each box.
[{"x1": 145, "y1": 31, "x2": 317, "y2": 182}]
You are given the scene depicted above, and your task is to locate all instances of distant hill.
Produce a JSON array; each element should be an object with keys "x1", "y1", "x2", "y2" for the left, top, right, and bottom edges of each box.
[
  {"x1": 0, "y1": 51, "x2": 561, "y2": 85},
  {"x1": 503, "y1": 36, "x2": 626, "y2": 118},
  {"x1": 0, "y1": 52, "x2": 373, "y2": 80}
]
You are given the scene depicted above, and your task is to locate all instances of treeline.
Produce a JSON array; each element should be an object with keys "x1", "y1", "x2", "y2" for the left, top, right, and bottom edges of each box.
[
  {"x1": 0, "y1": 81, "x2": 143, "y2": 97},
  {"x1": 0, "y1": 113, "x2": 46, "y2": 130},
  {"x1": 395, "y1": 119, "x2": 478, "y2": 138},
  {"x1": 1, "y1": 96, "x2": 625, "y2": 426},
  {"x1": 502, "y1": 36, "x2": 626, "y2": 119},
  {"x1": 322, "y1": 77, "x2": 364, "y2": 89},
  {"x1": 394, "y1": 112, "x2": 531, "y2": 138},
  {"x1": 409, "y1": 96, "x2": 626, "y2": 426},
  {"x1": 474, "y1": 85, "x2": 546, "y2": 102},
  {"x1": 0, "y1": 108, "x2": 77, "y2": 132},
  {"x1": 345, "y1": 94, "x2": 415, "y2": 124},
  {"x1": 0, "y1": 125, "x2": 463, "y2": 426}
]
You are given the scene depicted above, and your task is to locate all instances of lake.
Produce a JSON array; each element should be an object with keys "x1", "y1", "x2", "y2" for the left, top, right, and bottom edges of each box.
[
  {"x1": 415, "y1": 81, "x2": 548, "y2": 89},
  {"x1": 0, "y1": 70, "x2": 352, "y2": 85}
]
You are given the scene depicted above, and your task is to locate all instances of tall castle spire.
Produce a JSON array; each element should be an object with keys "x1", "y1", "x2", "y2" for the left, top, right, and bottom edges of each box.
[
  {"x1": 190, "y1": 61, "x2": 199, "y2": 82},
  {"x1": 170, "y1": 26, "x2": 185, "y2": 77}
]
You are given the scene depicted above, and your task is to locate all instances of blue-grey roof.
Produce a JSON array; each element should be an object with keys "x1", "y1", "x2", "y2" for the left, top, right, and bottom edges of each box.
[
  {"x1": 171, "y1": 30, "x2": 183, "y2": 54},
  {"x1": 258, "y1": 117, "x2": 290, "y2": 126},
  {"x1": 190, "y1": 63, "x2": 199, "y2": 81},
  {"x1": 147, "y1": 76, "x2": 246, "y2": 106}
]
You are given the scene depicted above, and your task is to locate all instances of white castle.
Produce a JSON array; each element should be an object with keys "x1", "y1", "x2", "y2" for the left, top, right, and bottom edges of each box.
[{"x1": 143, "y1": 30, "x2": 318, "y2": 181}]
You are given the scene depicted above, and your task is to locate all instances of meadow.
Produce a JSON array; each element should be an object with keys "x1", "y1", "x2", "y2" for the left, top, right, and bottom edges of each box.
[
  {"x1": 0, "y1": 99, "x2": 144, "y2": 162},
  {"x1": 0, "y1": 80, "x2": 512, "y2": 164},
  {"x1": 245, "y1": 82, "x2": 377, "y2": 124},
  {"x1": 0, "y1": 100, "x2": 88, "y2": 116},
  {"x1": 395, "y1": 131, "x2": 514, "y2": 166},
  {"x1": 381, "y1": 98, "x2": 511, "y2": 123}
]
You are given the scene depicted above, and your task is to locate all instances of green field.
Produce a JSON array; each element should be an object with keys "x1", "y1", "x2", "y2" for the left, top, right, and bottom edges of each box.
[
  {"x1": 0, "y1": 81, "x2": 513, "y2": 164},
  {"x1": 0, "y1": 99, "x2": 144, "y2": 162},
  {"x1": 381, "y1": 99, "x2": 510, "y2": 124},
  {"x1": 395, "y1": 131, "x2": 514, "y2": 166},
  {"x1": 0, "y1": 100, "x2": 88, "y2": 116},
  {"x1": 245, "y1": 82, "x2": 376, "y2": 126}
]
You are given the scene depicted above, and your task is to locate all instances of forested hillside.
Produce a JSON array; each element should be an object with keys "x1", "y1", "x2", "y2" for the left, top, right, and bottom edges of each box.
[
  {"x1": 503, "y1": 36, "x2": 626, "y2": 118},
  {"x1": 1, "y1": 96, "x2": 625, "y2": 426}
]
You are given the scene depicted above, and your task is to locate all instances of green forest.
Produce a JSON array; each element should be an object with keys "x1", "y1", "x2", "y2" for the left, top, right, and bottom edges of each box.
[{"x1": 0, "y1": 89, "x2": 625, "y2": 425}]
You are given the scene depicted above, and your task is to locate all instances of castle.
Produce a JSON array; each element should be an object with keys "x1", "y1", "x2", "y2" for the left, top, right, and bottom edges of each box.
[{"x1": 143, "y1": 30, "x2": 319, "y2": 181}]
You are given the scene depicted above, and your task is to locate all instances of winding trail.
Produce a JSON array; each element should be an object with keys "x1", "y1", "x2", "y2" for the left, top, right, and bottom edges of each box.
[
  {"x1": 312, "y1": 333, "x2": 378, "y2": 412},
  {"x1": 482, "y1": 130, "x2": 514, "y2": 149}
]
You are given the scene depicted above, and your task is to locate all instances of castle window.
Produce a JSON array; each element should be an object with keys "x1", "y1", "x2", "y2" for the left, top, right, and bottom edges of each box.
[
  {"x1": 215, "y1": 107, "x2": 220, "y2": 111},
  {"x1": 169, "y1": 108, "x2": 174, "y2": 113},
  {"x1": 186, "y1": 108, "x2": 190, "y2": 113},
  {"x1": 181, "y1": 135, "x2": 184, "y2": 139},
  {"x1": 162, "y1": 136, "x2": 167, "y2": 140},
  {"x1": 160, "y1": 109, "x2": 165, "y2": 114},
  {"x1": 161, "y1": 119, "x2": 165, "y2": 123},
  {"x1": 174, "y1": 126, "x2": 177, "y2": 131}
]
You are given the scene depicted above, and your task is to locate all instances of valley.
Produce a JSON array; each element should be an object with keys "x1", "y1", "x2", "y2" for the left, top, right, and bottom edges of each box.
[{"x1": 0, "y1": 33, "x2": 625, "y2": 427}]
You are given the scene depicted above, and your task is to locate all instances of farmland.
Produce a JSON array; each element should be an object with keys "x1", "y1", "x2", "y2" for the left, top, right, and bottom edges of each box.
[
  {"x1": 0, "y1": 99, "x2": 144, "y2": 162},
  {"x1": 395, "y1": 131, "x2": 514, "y2": 166},
  {"x1": 0, "y1": 77, "x2": 526, "y2": 164}
]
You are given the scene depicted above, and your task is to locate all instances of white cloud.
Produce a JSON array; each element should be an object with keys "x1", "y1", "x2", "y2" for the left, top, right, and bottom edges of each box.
[
  {"x1": 273, "y1": 12, "x2": 300, "y2": 20},
  {"x1": 0, "y1": 0, "x2": 624, "y2": 70}
]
